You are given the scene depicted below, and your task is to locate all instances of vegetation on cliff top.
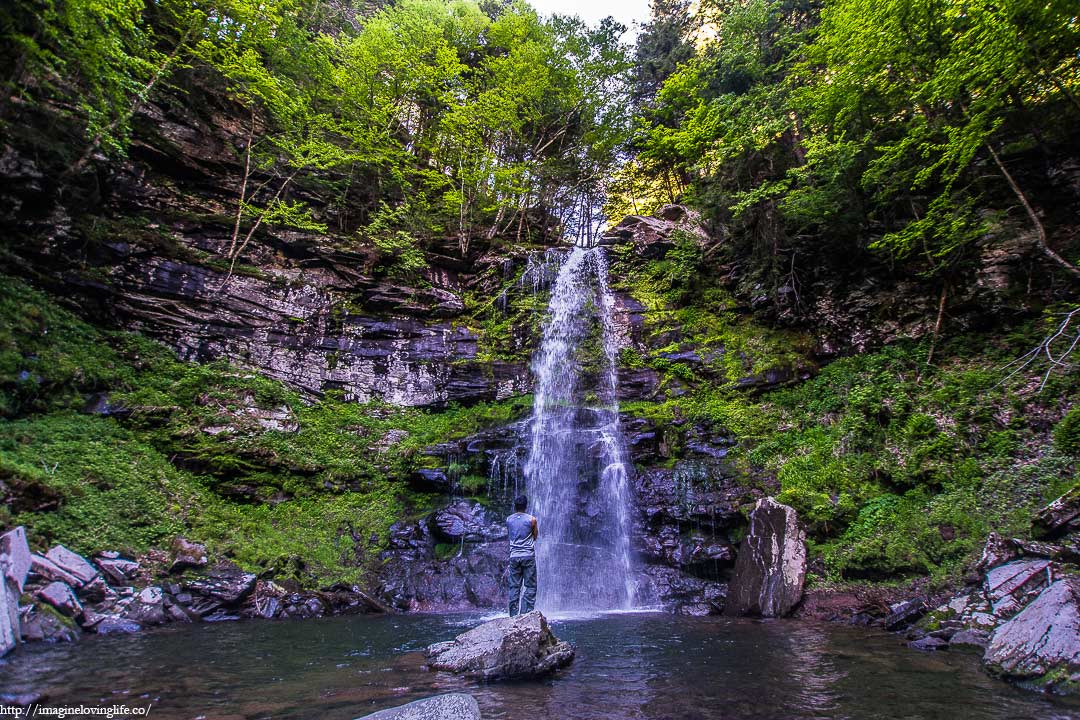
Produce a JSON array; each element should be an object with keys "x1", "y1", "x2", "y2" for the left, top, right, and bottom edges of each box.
[
  {"x1": 617, "y1": 0, "x2": 1080, "y2": 296},
  {"x1": 1, "y1": 0, "x2": 634, "y2": 264}
]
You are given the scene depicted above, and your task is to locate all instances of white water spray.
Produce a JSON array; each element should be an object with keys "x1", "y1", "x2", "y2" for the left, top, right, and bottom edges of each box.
[{"x1": 524, "y1": 246, "x2": 636, "y2": 612}]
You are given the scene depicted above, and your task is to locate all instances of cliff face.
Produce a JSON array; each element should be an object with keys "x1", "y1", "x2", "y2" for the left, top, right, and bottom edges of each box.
[{"x1": 2, "y1": 86, "x2": 540, "y2": 408}]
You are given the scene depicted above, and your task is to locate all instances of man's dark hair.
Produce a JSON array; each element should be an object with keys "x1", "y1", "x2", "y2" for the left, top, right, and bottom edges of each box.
[{"x1": 514, "y1": 495, "x2": 528, "y2": 512}]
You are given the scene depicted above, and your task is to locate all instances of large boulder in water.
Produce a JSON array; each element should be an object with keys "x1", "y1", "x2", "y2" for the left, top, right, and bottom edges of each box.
[
  {"x1": 354, "y1": 694, "x2": 481, "y2": 720},
  {"x1": 424, "y1": 610, "x2": 574, "y2": 680},
  {"x1": 724, "y1": 497, "x2": 807, "y2": 618},
  {"x1": 984, "y1": 577, "x2": 1080, "y2": 694}
]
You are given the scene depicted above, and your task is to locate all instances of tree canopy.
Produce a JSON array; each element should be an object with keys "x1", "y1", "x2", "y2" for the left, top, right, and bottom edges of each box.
[{"x1": 616, "y1": 0, "x2": 1080, "y2": 291}]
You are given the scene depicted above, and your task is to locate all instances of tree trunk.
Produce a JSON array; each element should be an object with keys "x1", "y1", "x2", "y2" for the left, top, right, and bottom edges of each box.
[{"x1": 986, "y1": 143, "x2": 1080, "y2": 280}]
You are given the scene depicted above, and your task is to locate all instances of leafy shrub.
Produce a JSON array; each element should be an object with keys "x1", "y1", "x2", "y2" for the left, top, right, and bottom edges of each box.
[{"x1": 1054, "y1": 406, "x2": 1080, "y2": 455}]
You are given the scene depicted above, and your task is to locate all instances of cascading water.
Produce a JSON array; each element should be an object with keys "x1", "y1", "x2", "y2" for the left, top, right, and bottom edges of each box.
[{"x1": 524, "y1": 246, "x2": 636, "y2": 612}]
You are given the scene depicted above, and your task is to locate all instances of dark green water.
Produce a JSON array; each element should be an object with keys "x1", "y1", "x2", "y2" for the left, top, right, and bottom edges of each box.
[{"x1": 1, "y1": 612, "x2": 1078, "y2": 719}]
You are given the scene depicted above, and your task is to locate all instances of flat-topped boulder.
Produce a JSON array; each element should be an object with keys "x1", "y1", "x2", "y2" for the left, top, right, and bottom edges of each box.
[
  {"x1": 354, "y1": 694, "x2": 481, "y2": 720},
  {"x1": 424, "y1": 611, "x2": 574, "y2": 680}
]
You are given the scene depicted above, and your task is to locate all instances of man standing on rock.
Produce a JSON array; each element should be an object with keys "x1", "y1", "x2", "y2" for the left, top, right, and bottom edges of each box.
[{"x1": 506, "y1": 495, "x2": 538, "y2": 616}]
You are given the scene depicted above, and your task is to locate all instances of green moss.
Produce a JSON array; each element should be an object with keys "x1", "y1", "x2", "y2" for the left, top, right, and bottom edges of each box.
[{"x1": 0, "y1": 274, "x2": 533, "y2": 588}]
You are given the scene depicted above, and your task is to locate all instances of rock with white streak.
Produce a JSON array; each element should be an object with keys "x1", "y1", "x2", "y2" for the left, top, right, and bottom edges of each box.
[
  {"x1": 724, "y1": 497, "x2": 807, "y2": 618},
  {"x1": 0, "y1": 527, "x2": 32, "y2": 655},
  {"x1": 984, "y1": 577, "x2": 1080, "y2": 694}
]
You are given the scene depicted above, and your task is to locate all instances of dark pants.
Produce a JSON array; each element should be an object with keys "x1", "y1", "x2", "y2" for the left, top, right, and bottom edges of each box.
[{"x1": 508, "y1": 556, "x2": 537, "y2": 616}]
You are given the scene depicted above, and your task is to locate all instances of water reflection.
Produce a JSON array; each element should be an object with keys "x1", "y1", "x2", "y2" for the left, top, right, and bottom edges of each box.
[{"x1": 0, "y1": 613, "x2": 1077, "y2": 720}]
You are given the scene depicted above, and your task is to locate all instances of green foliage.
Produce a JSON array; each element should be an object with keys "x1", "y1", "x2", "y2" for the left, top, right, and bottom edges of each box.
[
  {"x1": 1, "y1": 413, "x2": 205, "y2": 554},
  {"x1": 625, "y1": 0, "x2": 1080, "y2": 287},
  {"x1": 1054, "y1": 406, "x2": 1080, "y2": 456},
  {"x1": 361, "y1": 203, "x2": 429, "y2": 279},
  {"x1": 0, "y1": 276, "x2": 532, "y2": 586},
  {"x1": 0, "y1": 277, "x2": 136, "y2": 416},
  {"x1": 6, "y1": 0, "x2": 635, "y2": 269},
  {"x1": 627, "y1": 323, "x2": 1078, "y2": 580}
]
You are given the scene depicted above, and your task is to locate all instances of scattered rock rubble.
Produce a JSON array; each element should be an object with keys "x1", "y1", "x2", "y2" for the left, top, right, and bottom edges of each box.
[{"x1": 3, "y1": 529, "x2": 389, "y2": 649}]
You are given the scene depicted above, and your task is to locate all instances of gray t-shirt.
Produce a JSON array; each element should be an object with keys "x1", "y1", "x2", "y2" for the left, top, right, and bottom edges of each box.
[{"x1": 506, "y1": 512, "x2": 536, "y2": 559}]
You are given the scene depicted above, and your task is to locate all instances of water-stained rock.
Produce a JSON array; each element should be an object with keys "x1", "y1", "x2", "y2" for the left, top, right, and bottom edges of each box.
[
  {"x1": 724, "y1": 497, "x2": 807, "y2": 618},
  {"x1": 984, "y1": 577, "x2": 1080, "y2": 694},
  {"x1": 19, "y1": 606, "x2": 79, "y2": 644},
  {"x1": 424, "y1": 610, "x2": 574, "y2": 680},
  {"x1": 184, "y1": 563, "x2": 256, "y2": 606},
  {"x1": 354, "y1": 694, "x2": 482, "y2": 720}
]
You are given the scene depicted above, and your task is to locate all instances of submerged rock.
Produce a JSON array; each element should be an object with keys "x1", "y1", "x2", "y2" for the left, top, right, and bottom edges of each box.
[
  {"x1": 424, "y1": 611, "x2": 574, "y2": 680},
  {"x1": 949, "y1": 629, "x2": 989, "y2": 652},
  {"x1": 908, "y1": 636, "x2": 948, "y2": 652},
  {"x1": 984, "y1": 577, "x2": 1080, "y2": 694},
  {"x1": 92, "y1": 617, "x2": 143, "y2": 635},
  {"x1": 354, "y1": 694, "x2": 481, "y2": 720},
  {"x1": 724, "y1": 497, "x2": 807, "y2": 618}
]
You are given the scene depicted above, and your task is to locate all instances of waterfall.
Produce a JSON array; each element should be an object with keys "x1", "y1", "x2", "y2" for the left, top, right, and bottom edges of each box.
[{"x1": 524, "y1": 246, "x2": 636, "y2": 612}]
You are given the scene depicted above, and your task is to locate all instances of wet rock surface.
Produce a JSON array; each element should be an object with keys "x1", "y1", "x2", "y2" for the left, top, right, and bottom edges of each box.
[
  {"x1": 354, "y1": 694, "x2": 482, "y2": 720},
  {"x1": 985, "y1": 577, "x2": 1080, "y2": 693},
  {"x1": 724, "y1": 498, "x2": 807, "y2": 618},
  {"x1": 424, "y1": 611, "x2": 574, "y2": 680}
]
